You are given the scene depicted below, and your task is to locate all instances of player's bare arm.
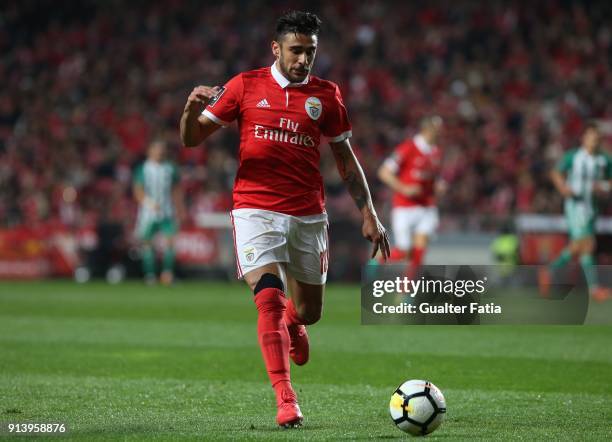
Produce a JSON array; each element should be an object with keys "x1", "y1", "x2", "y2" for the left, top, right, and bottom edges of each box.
[
  {"x1": 330, "y1": 139, "x2": 390, "y2": 259},
  {"x1": 133, "y1": 182, "x2": 159, "y2": 211},
  {"x1": 132, "y1": 182, "x2": 145, "y2": 204},
  {"x1": 550, "y1": 169, "x2": 573, "y2": 198},
  {"x1": 132, "y1": 184, "x2": 159, "y2": 210},
  {"x1": 594, "y1": 178, "x2": 612, "y2": 196},
  {"x1": 435, "y1": 178, "x2": 448, "y2": 196},
  {"x1": 377, "y1": 163, "x2": 422, "y2": 197},
  {"x1": 180, "y1": 86, "x2": 223, "y2": 147}
]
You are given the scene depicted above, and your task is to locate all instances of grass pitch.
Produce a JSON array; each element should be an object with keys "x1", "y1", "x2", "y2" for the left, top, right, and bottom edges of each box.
[{"x1": 0, "y1": 281, "x2": 610, "y2": 440}]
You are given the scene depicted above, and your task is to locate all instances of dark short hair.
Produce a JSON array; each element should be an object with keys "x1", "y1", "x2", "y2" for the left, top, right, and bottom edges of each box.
[
  {"x1": 149, "y1": 139, "x2": 167, "y2": 150},
  {"x1": 275, "y1": 11, "x2": 322, "y2": 41},
  {"x1": 420, "y1": 115, "x2": 443, "y2": 130},
  {"x1": 583, "y1": 121, "x2": 599, "y2": 133}
]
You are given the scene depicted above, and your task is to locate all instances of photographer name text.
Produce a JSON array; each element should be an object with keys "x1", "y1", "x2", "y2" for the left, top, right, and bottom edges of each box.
[{"x1": 372, "y1": 302, "x2": 501, "y2": 314}]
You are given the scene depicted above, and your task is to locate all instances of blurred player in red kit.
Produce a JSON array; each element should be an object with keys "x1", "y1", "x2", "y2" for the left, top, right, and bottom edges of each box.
[
  {"x1": 180, "y1": 11, "x2": 389, "y2": 427},
  {"x1": 378, "y1": 116, "x2": 444, "y2": 277}
]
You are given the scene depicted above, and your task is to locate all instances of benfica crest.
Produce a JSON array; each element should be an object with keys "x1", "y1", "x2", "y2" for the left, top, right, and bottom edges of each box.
[
  {"x1": 305, "y1": 97, "x2": 322, "y2": 120},
  {"x1": 243, "y1": 247, "x2": 256, "y2": 263}
]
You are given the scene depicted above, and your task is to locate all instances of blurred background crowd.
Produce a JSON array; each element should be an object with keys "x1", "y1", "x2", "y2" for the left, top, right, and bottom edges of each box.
[{"x1": 1, "y1": 0, "x2": 611, "y2": 235}]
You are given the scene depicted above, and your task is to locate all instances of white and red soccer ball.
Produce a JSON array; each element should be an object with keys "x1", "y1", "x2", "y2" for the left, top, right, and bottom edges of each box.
[{"x1": 389, "y1": 379, "x2": 446, "y2": 436}]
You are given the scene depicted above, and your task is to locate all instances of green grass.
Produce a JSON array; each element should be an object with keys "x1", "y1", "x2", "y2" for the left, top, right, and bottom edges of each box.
[{"x1": 0, "y1": 281, "x2": 611, "y2": 440}]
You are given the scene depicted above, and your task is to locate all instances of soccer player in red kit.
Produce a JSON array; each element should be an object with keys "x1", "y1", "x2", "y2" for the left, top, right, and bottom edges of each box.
[
  {"x1": 180, "y1": 11, "x2": 390, "y2": 427},
  {"x1": 378, "y1": 116, "x2": 443, "y2": 277}
]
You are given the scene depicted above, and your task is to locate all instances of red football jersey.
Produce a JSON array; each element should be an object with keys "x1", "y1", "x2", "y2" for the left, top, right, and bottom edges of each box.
[
  {"x1": 384, "y1": 135, "x2": 442, "y2": 207},
  {"x1": 203, "y1": 64, "x2": 352, "y2": 216}
]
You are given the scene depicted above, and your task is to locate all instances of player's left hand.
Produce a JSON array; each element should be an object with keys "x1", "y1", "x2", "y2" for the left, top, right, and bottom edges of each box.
[
  {"x1": 362, "y1": 212, "x2": 391, "y2": 260},
  {"x1": 435, "y1": 180, "x2": 448, "y2": 196},
  {"x1": 593, "y1": 180, "x2": 611, "y2": 196}
]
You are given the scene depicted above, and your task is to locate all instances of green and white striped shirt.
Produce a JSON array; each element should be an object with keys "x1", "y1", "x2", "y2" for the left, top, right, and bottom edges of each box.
[
  {"x1": 134, "y1": 160, "x2": 179, "y2": 220},
  {"x1": 557, "y1": 147, "x2": 612, "y2": 211}
]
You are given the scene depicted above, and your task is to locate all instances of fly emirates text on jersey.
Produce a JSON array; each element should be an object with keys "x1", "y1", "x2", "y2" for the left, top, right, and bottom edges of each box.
[{"x1": 254, "y1": 118, "x2": 316, "y2": 148}]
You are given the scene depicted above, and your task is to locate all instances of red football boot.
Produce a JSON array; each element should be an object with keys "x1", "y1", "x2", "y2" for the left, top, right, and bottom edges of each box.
[
  {"x1": 276, "y1": 387, "x2": 303, "y2": 428},
  {"x1": 592, "y1": 286, "x2": 610, "y2": 303},
  {"x1": 538, "y1": 267, "x2": 551, "y2": 298},
  {"x1": 287, "y1": 324, "x2": 309, "y2": 366}
]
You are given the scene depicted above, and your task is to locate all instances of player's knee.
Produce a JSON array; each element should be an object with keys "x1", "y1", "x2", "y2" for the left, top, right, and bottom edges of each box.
[
  {"x1": 253, "y1": 273, "x2": 284, "y2": 295},
  {"x1": 297, "y1": 303, "x2": 322, "y2": 325},
  {"x1": 302, "y1": 311, "x2": 321, "y2": 325},
  {"x1": 569, "y1": 242, "x2": 580, "y2": 255},
  {"x1": 577, "y1": 243, "x2": 591, "y2": 255},
  {"x1": 161, "y1": 236, "x2": 175, "y2": 248},
  {"x1": 413, "y1": 236, "x2": 429, "y2": 249}
]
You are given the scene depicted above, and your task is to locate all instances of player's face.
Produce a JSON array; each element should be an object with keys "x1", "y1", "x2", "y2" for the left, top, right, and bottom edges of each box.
[
  {"x1": 148, "y1": 143, "x2": 166, "y2": 162},
  {"x1": 582, "y1": 128, "x2": 600, "y2": 152},
  {"x1": 423, "y1": 121, "x2": 443, "y2": 144},
  {"x1": 272, "y1": 33, "x2": 317, "y2": 83}
]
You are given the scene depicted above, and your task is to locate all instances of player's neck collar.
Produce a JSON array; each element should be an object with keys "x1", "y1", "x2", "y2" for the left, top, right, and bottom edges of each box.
[
  {"x1": 580, "y1": 146, "x2": 596, "y2": 156},
  {"x1": 271, "y1": 62, "x2": 309, "y2": 88},
  {"x1": 414, "y1": 134, "x2": 433, "y2": 154}
]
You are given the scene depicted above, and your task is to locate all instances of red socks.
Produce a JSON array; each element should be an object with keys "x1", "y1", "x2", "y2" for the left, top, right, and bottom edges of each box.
[
  {"x1": 380, "y1": 246, "x2": 426, "y2": 278},
  {"x1": 410, "y1": 247, "x2": 425, "y2": 268},
  {"x1": 380, "y1": 247, "x2": 426, "y2": 278},
  {"x1": 283, "y1": 298, "x2": 302, "y2": 328},
  {"x1": 254, "y1": 288, "x2": 292, "y2": 396},
  {"x1": 407, "y1": 247, "x2": 425, "y2": 279},
  {"x1": 385, "y1": 247, "x2": 408, "y2": 263}
]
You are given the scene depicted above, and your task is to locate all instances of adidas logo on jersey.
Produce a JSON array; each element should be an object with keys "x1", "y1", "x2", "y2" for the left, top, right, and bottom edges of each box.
[{"x1": 256, "y1": 98, "x2": 270, "y2": 108}]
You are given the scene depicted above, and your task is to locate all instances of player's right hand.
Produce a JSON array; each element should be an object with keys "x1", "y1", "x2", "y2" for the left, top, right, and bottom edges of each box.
[
  {"x1": 143, "y1": 197, "x2": 160, "y2": 213},
  {"x1": 400, "y1": 184, "x2": 422, "y2": 197},
  {"x1": 362, "y1": 211, "x2": 391, "y2": 261},
  {"x1": 560, "y1": 183, "x2": 574, "y2": 198},
  {"x1": 184, "y1": 86, "x2": 221, "y2": 114},
  {"x1": 593, "y1": 180, "x2": 611, "y2": 196}
]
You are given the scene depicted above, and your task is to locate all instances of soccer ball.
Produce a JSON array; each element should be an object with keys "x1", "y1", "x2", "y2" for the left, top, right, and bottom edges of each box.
[{"x1": 389, "y1": 379, "x2": 446, "y2": 436}]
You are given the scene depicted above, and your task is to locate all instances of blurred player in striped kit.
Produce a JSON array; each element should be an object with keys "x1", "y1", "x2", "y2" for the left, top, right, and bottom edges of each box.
[
  {"x1": 540, "y1": 123, "x2": 612, "y2": 302},
  {"x1": 133, "y1": 140, "x2": 184, "y2": 285}
]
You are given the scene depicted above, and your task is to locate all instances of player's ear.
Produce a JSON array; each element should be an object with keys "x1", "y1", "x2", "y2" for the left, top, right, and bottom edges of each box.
[{"x1": 271, "y1": 41, "x2": 280, "y2": 59}]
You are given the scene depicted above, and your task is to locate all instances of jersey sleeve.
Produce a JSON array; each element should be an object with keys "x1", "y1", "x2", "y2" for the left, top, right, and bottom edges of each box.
[
  {"x1": 556, "y1": 150, "x2": 575, "y2": 173},
  {"x1": 202, "y1": 74, "x2": 244, "y2": 126},
  {"x1": 383, "y1": 142, "x2": 409, "y2": 174},
  {"x1": 321, "y1": 84, "x2": 352, "y2": 142},
  {"x1": 133, "y1": 164, "x2": 144, "y2": 186}
]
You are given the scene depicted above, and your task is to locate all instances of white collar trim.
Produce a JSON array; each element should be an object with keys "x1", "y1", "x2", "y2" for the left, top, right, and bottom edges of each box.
[
  {"x1": 414, "y1": 134, "x2": 433, "y2": 154},
  {"x1": 271, "y1": 62, "x2": 309, "y2": 88},
  {"x1": 579, "y1": 146, "x2": 596, "y2": 157}
]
